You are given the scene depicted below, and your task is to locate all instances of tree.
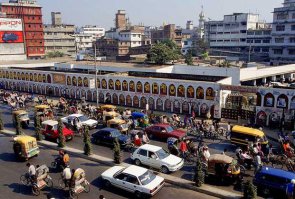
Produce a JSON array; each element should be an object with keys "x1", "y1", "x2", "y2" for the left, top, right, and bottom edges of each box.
[
  {"x1": 83, "y1": 126, "x2": 92, "y2": 156},
  {"x1": 57, "y1": 118, "x2": 65, "y2": 148},
  {"x1": 243, "y1": 180, "x2": 257, "y2": 199},
  {"x1": 15, "y1": 115, "x2": 23, "y2": 135},
  {"x1": 184, "y1": 50, "x2": 194, "y2": 65},
  {"x1": 194, "y1": 157, "x2": 205, "y2": 187},
  {"x1": 113, "y1": 138, "x2": 122, "y2": 164},
  {"x1": 35, "y1": 114, "x2": 42, "y2": 141},
  {"x1": 0, "y1": 112, "x2": 4, "y2": 130}
]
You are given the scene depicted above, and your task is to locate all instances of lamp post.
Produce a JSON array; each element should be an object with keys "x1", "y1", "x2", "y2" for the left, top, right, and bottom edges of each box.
[{"x1": 94, "y1": 42, "x2": 99, "y2": 107}]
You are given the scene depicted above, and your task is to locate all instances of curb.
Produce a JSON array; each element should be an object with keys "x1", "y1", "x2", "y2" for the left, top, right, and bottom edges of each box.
[{"x1": 1, "y1": 130, "x2": 242, "y2": 199}]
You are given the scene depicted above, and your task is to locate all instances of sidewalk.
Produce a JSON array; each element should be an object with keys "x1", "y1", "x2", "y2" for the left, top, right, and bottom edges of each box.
[{"x1": 1, "y1": 129, "x2": 242, "y2": 199}]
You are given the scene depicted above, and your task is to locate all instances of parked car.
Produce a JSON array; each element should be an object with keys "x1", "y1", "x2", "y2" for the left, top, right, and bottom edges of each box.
[
  {"x1": 41, "y1": 120, "x2": 74, "y2": 143},
  {"x1": 91, "y1": 128, "x2": 131, "y2": 147},
  {"x1": 101, "y1": 165, "x2": 165, "y2": 198},
  {"x1": 61, "y1": 114, "x2": 97, "y2": 129},
  {"x1": 131, "y1": 144, "x2": 184, "y2": 174},
  {"x1": 144, "y1": 124, "x2": 186, "y2": 140},
  {"x1": 270, "y1": 81, "x2": 285, "y2": 87},
  {"x1": 288, "y1": 83, "x2": 295, "y2": 88},
  {"x1": 2, "y1": 33, "x2": 18, "y2": 42},
  {"x1": 253, "y1": 166, "x2": 295, "y2": 197}
]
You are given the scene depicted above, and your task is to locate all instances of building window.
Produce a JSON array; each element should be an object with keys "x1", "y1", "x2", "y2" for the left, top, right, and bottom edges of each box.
[
  {"x1": 276, "y1": 25, "x2": 285, "y2": 31},
  {"x1": 277, "y1": 13, "x2": 288, "y2": 20},
  {"x1": 240, "y1": 30, "x2": 247, "y2": 33},
  {"x1": 263, "y1": 40, "x2": 270, "y2": 43},
  {"x1": 292, "y1": 25, "x2": 295, "y2": 31},
  {"x1": 290, "y1": 38, "x2": 295, "y2": 43},
  {"x1": 289, "y1": 49, "x2": 295, "y2": 55},
  {"x1": 275, "y1": 38, "x2": 284, "y2": 43},
  {"x1": 273, "y1": 49, "x2": 283, "y2": 55}
]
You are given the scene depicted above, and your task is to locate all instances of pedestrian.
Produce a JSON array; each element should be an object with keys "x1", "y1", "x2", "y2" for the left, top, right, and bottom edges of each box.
[
  {"x1": 226, "y1": 122, "x2": 231, "y2": 140},
  {"x1": 253, "y1": 154, "x2": 262, "y2": 174}
]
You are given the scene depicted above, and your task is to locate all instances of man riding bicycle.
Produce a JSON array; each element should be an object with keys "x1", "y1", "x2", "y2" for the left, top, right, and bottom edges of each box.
[{"x1": 62, "y1": 165, "x2": 72, "y2": 188}]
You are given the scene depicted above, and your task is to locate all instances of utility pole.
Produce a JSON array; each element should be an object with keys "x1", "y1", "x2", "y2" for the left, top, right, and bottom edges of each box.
[
  {"x1": 248, "y1": 39, "x2": 252, "y2": 63},
  {"x1": 94, "y1": 42, "x2": 98, "y2": 107}
]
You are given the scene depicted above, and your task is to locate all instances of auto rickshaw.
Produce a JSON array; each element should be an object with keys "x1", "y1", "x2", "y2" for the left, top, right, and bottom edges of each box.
[
  {"x1": 13, "y1": 135, "x2": 40, "y2": 160},
  {"x1": 35, "y1": 105, "x2": 53, "y2": 121},
  {"x1": 107, "y1": 118, "x2": 129, "y2": 134},
  {"x1": 12, "y1": 110, "x2": 30, "y2": 128},
  {"x1": 100, "y1": 105, "x2": 117, "y2": 112},
  {"x1": 69, "y1": 168, "x2": 90, "y2": 198},
  {"x1": 202, "y1": 154, "x2": 241, "y2": 182},
  {"x1": 102, "y1": 111, "x2": 120, "y2": 124},
  {"x1": 131, "y1": 112, "x2": 150, "y2": 128}
]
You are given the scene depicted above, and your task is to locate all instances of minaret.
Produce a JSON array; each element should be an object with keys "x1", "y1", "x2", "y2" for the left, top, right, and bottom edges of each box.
[{"x1": 198, "y1": 6, "x2": 205, "y2": 38}]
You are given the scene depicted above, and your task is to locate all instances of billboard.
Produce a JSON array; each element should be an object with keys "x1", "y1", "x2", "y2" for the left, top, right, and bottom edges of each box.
[
  {"x1": 0, "y1": 31, "x2": 24, "y2": 43},
  {"x1": 0, "y1": 43, "x2": 24, "y2": 55},
  {"x1": 0, "y1": 18, "x2": 23, "y2": 31}
]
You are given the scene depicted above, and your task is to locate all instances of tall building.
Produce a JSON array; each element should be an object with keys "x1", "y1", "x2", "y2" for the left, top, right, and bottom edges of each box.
[
  {"x1": 43, "y1": 12, "x2": 75, "y2": 55},
  {"x1": 270, "y1": 0, "x2": 295, "y2": 65},
  {"x1": 0, "y1": 0, "x2": 45, "y2": 59},
  {"x1": 75, "y1": 26, "x2": 105, "y2": 52},
  {"x1": 115, "y1": 10, "x2": 127, "y2": 30}
]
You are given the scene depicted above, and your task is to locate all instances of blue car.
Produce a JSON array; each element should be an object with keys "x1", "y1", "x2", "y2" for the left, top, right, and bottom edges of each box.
[
  {"x1": 91, "y1": 128, "x2": 130, "y2": 147},
  {"x1": 2, "y1": 33, "x2": 18, "y2": 42},
  {"x1": 253, "y1": 166, "x2": 295, "y2": 197}
]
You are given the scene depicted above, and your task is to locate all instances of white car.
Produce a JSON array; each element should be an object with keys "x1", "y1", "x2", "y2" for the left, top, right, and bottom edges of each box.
[
  {"x1": 131, "y1": 144, "x2": 184, "y2": 174},
  {"x1": 61, "y1": 114, "x2": 97, "y2": 129},
  {"x1": 101, "y1": 165, "x2": 165, "y2": 198}
]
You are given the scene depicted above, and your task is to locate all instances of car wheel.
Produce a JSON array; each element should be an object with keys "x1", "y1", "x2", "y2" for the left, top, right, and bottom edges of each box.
[
  {"x1": 160, "y1": 166, "x2": 169, "y2": 174},
  {"x1": 134, "y1": 159, "x2": 141, "y2": 166},
  {"x1": 262, "y1": 187, "x2": 270, "y2": 196},
  {"x1": 135, "y1": 191, "x2": 143, "y2": 198},
  {"x1": 104, "y1": 180, "x2": 111, "y2": 188}
]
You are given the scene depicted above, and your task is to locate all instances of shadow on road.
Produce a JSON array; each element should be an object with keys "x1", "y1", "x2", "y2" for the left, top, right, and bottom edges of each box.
[
  {"x1": 4, "y1": 183, "x2": 32, "y2": 196},
  {"x1": 0, "y1": 152, "x2": 19, "y2": 163}
]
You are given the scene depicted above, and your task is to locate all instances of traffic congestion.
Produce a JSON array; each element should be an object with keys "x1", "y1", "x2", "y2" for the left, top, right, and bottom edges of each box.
[{"x1": 1, "y1": 90, "x2": 295, "y2": 199}]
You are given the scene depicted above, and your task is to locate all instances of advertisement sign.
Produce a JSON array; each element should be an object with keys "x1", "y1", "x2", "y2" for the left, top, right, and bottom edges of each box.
[
  {"x1": 89, "y1": 78, "x2": 95, "y2": 89},
  {"x1": 0, "y1": 18, "x2": 23, "y2": 31},
  {"x1": 0, "y1": 43, "x2": 24, "y2": 55},
  {"x1": 0, "y1": 31, "x2": 23, "y2": 43},
  {"x1": 52, "y1": 74, "x2": 66, "y2": 84}
]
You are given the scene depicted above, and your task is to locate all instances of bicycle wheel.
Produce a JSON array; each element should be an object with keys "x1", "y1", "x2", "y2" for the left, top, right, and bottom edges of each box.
[
  {"x1": 45, "y1": 177, "x2": 53, "y2": 188},
  {"x1": 20, "y1": 174, "x2": 29, "y2": 186},
  {"x1": 32, "y1": 184, "x2": 40, "y2": 196},
  {"x1": 83, "y1": 180, "x2": 90, "y2": 193},
  {"x1": 58, "y1": 177, "x2": 66, "y2": 189}
]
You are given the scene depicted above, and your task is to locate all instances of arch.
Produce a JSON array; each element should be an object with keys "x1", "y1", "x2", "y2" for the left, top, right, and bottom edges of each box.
[
  {"x1": 269, "y1": 112, "x2": 280, "y2": 128},
  {"x1": 115, "y1": 80, "x2": 121, "y2": 90},
  {"x1": 34, "y1": 73, "x2": 38, "y2": 82},
  {"x1": 54, "y1": 87, "x2": 60, "y2": 96},
  {"x1": 277, "y1": 94, "x2": 288, "y2": 109},
  {"x1": 122, "y1": 80, "x2": 128, "y2": 91},
  {"x1": 25, "y1": 73, "x2": 30, "y2": 81},
  {"x1": 47, "y1": 74, "x2": 52, "y2": 83},
  {"x1": 156, "y1": 98, "x2": 163, "y2": 111},
  {"x1": 38, "y1": 74, "x2": 42, "y2": 82},
  {"x1": 196, "y1": 87, "x2": 204, "y2": 99},
  {"x1": 182, "y1": 101, "x2": 189, "y2": 114},
  {"x1": 76, "y1": 90, "x2": 81, "y2": 99},
  {"x1": 187, "y1": 86, "x2": 194, "y2": 98},
  {"x1": 87, "y1": 90, "x2": 93, "y2": 101},
  {"x1": 101, "y1": 79, "x2": 107, "y2": 89},
  {"x1": 140, "y1": 96, "x2": 147, "y2": 109},
  {"x1": 256, "y1": 111, "x2": 267, "y2": 127},
  {"x1": 99, "y1": 92, "x2": 104, "y2": 103},
  {"x1": 29, "y1": 73, "x2": 33, "y2": 81},
  {"x1": 78, "y1": 77, "x2": 83, "y2": 87},
  {"x1": 93, "y1": 91, "x2": 97, "y2": 102},
  {"x1": 152, "y1": 83, "x2": 159, "y2": 94},
  {"x1": 148, "y1": 97, "x2": 155, "y2": 110},
  {"x1": 109, "y1": 79, "x2": 114, "y2": 90},
  {"x1": 24, "y1": 83, "x2": 29, "y2": 92},
  {"x1": 169, "y1": 84, "x2": 176, "y2": 96},
  {"x1": 41, "y1": 85, "x2": 46, "y2": 94},
  {"x1": 144, "y1": 82, "x2": 150, "y2": 93},
  {"x1": 136, "y1": 81, "x2": 142, "y2": 93},
  {"x1": 42, "y1": 74, "x2": 46, "y2": 83},
  {"x1": 17, "y1": 72, "x2": 21, "y2": 80},
  {"x1": 256, "y1": 92, "x2": 262, "y2": 106},
  {"x1": 81, "y1": 90, "x2": 86, "y2": 98},
  {"x1": 177, "y1": 85, "x2": 185, "y2": 97},
  {"x1": 291, "y1": 96, "x2": 295, "y2": 110},
  {"x1": 126, "y1": 95, "x2": 132, "y2": 106},
  {"x1": 21, "y1": 72, "x2": 25, "y2": 80},
  {"x1": 96, "y1": 78, "x2": 100, "y2": 88},
  {"x1": 37, "y1": 85, "x2": 42, "y2": 94},
  {"x1": 129, "y1": 81, "x2": 135, "y2": 92},
  {"x1": 72, "y1": 76, "x2": 77, "y2": 86},
  {"x1": 33, "y1": 84, "x2": 37, "y2": 93},
  {"x1": 70, "y1": 89, "x2": 75, "y2": 98},
  {"x1": 119, "y1": 94, "x2": 125, "y2": 106},
  {"x1": 106, "y1": 93, "x2": 112, "y2": 103},
  {"x1": 173, "y1": 100, "x2": 181, "y2": 113},
  {"x1": 164, "y1": 99, "x2": 171, "y2": 112},
  {"x1": 67, "y1": 76, "x2": 72, "y2": 86},
  {"x1": 264, "y1": 93, "x2": 275, "y2": 107},
  {"x1": 200, "y1": 103, "x2": 209, "y2": 117},
  {"x1": 83, "y1": 77, "x2": 88, "y2": 87},
  {"x1": 46, "y1": 86, "x2": 53, "y2": 96},
  {"x1": 113, "y1": 93, "x2": 118, "y2": 105},
  {"x1": 5, "y1": 71, "x2": 9, "y2": 79},
  {"x1": 133, "y1": 96, "x2": 139, "y2": 108},
  {"x1": 13, "y1": 72, "x2": 16, "y2": 79},
  {"x1": 205, "y1": 87, "x2": 214, "y2": 100}
]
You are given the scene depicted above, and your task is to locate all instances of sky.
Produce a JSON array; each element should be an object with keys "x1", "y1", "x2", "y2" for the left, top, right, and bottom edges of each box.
[{"x1": 6, "y1": 0, "x2": 283, "y2": 28}]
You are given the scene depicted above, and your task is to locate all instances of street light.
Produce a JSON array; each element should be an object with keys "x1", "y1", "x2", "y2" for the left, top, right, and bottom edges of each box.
[{"x1": 94, "y1": 42, "x2": 99, "y2": 107}]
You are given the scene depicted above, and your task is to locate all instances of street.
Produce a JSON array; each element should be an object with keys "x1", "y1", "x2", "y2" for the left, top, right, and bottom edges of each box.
[{"x1": 0, "y1": 134, "x2": 218, "y2": 199}]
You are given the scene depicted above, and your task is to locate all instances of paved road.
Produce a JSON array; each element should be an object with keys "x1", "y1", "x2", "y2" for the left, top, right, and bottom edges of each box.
[{"x1": 0, "y1": 134, "x2": 218, "y2": 199}]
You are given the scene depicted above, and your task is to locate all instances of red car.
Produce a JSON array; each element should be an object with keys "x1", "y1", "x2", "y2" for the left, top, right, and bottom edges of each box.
[
  {"x1": 145, "y1": 124, "x2": 186, "y2": 140},
  {"x1": 41, "y1": 120, "x2": 74, "y2": 143}
]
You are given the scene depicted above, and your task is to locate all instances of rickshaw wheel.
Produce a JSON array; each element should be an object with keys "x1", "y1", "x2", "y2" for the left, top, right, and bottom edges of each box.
[
  {"x1": 83, "y1": 181, "x2": 90, "y2": 193},
  {"x1": 69, "y1": 190, "x2": 76, "y2": 199},
  {"x1": 58, "y1": 177, "x2": 66, "y2": 189},
  {"x1": 20, "y1": 174, "x2": 29, "y2": 185},
  {"x1": 45, "y1": 177, "x2": 53, "y2": 188},
  {"x1": 262, "y1": 187, "x2": 270, "y2": 196},
  {"x1": 32, "y1": 184, "x2": 40, "y2": 196}
]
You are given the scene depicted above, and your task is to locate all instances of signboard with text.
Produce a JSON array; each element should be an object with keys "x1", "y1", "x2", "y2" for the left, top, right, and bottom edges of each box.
[
  {"x1": 0, "y1": 31, "x2": 24, "y2": 43},
  {"x1": 0, "y1": 18, "x2": 23, "y2": 31}
]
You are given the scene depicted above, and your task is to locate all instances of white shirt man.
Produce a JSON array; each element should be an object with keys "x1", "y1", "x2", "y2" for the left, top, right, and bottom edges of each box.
[
  {"x1": 62, "y1": 166, "x2": 72, "y2": 180},
  {"x1": 29, "y1": 165, "x2": 36, "y2": 176}
]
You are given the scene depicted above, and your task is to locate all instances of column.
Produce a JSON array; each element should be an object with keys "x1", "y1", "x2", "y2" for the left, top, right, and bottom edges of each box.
[
  {"x1": 262, "y1": 78, "x2": 267, "y2": 84},
  {"x1": 271, "y1": 76, "x2": 276, "y2": 81},
  {"x1": 252, "y1": 80, "x2": 257, "y2": 86}
]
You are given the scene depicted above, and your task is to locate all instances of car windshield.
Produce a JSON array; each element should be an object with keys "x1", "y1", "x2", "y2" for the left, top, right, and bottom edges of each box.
[
  {"x1": 156, "y1": 148, "x2": 170, "y2": 159},
  {"x1": 138, "y1": 170, "x2": 156, "y2": 185},
  {"x1": 78, "y1": 115, "x2": 89, "y2": 122},
  {"x1": 166, "y1": 126, "x2": 174, "y2": 133}
]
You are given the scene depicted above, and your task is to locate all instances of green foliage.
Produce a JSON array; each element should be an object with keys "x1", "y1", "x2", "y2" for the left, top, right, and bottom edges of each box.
[
  {"x1": 243, "y1": 180, "x2": 257, "y2": 199},
  {"x1": 147, "y1": 40, "x2": 181, "y2": 65},
  {"x1": 16, "y1": 115, "x2": 23, "y2": 135},
  {"x1": 201, "y1": 52, "x2": 209, "y2": 60},
  {"x1": 35, "y1": 114, "x2": 42, "y2": 141},
  {"x1": 83, "y1": 126, "x2": 92, "y2": 156},
  {"x1": 184, "y1": 50, "x2": 194, "y2": 65},
  {"x1": 0, "y1": 112, "x2": 4, "y2": 130},
  {"x1": 113, "y1": 138, "x2": 122, "y2": 164},
  {"x1": 194, "y1": 157, "x2": 205, "y2": 187},
  {"x1": 57, "y1": 118, "x2": 65, "y2": 148},
  {"x1": 46, "y1": 51, "x2": 64, "y2": 58}
]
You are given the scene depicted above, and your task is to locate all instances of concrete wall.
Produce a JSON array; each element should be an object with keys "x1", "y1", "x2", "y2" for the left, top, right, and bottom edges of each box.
[{"x1": 0, "y1": 54, "x2": 26, "y2": 61}]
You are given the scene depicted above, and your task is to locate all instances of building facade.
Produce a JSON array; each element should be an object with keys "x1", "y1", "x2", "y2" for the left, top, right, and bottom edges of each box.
[
  {"x1": 0, "y1": 0, "x2": 45, "y2": 59},
  {"x1": 44, "y1": 12, "x2": 75, "y2": 55},
  {"x1": 270, "y1": 0, "x2": 295, "y2": 65}
]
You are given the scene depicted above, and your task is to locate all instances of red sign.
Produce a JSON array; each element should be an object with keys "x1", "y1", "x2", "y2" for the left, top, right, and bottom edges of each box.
[{"x1": 0, "y1": 31, "x2": 24, "y2": 43}]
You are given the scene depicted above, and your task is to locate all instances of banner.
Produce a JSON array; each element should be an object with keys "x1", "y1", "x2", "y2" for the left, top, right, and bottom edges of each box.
[
  {"x1": 0, "y1": 31, "x2": 24, "y2": 43},
  {"x1": 0, "y1": 18, "x2": 23, "y2": 31},
  {"x1": 52, "y1": 74, "x2": 66, "y2": 84}
]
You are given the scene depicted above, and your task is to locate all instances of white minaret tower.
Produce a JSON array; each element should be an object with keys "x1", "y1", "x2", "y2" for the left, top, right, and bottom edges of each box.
[{"x1": 198, "y1": 6, "x2": 205, "y2": 38}]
